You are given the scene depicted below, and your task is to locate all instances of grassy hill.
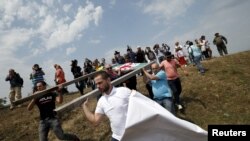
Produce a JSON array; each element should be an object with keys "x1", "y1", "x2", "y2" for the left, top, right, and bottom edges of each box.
[{"x1": 0, "y1": 51, "x2": 249, "y2": 141}]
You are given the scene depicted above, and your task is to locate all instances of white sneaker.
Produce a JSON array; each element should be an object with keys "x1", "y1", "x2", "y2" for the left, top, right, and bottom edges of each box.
[
  {"x1": 10, "y1": 105, "x2": 14, "y2": 110},
  {"x1": 177, "y1": 104, "x2": 183, "y2": 110}
]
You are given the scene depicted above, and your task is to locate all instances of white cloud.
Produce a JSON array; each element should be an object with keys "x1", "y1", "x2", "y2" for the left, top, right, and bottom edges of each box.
[
  {"x1": 167, "y1": 0, "x2": 250, "y2": 55},
  {"x1": 17, "y1": 4, "x2": 36, "y2": 21},
  {"x1": 0, "y1": 28, "x2": 33, "y2": 52},
  {"x1": 66, "y1": 47, "x2": 76, "y2": 56},
  {"x1": 89, "y1": 39, "x2": 101, "y2": 44},
  {"x1": 38, "y1": 15, "x2": 56, "y2": 35},
  {"x1": 93, "y1": 6, "x2": 103, "y2": 25},
  {"x1": 0, "y1": 0, "x2": 103, "y2": 102},
  {"x1": 139, "y1": 0, "x2": 195, "y2": 23},
  {"x1": 0, "y1": 0, "x2": 22, "y2": 28},
  {"x1": 45, "y1": 1, "x2": 103, "y2": 50},
  {"x1": 63, "y1": 3, "x2": 72, "y2": 12},
  {"x1": 42, "y1": 0, "x2": 54, "y2": 7},
  {"x1": 0, "y1": 0, "x2": 103, "y2": 54},
  {"x1": 0, "y1": 0, "x2": 44, "y2": 28},
  {"x1": 110, "y1": 0, "x2": 116, "y2": 6}
]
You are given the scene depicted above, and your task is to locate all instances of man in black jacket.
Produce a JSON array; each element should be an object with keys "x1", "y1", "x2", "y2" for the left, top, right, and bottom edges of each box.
[
  {"x1": 5, "y1": 69, "x2": 23, "y2": 110},
  {"x1": 71, "y1": 59, "x2": 85, "y2": 95}
]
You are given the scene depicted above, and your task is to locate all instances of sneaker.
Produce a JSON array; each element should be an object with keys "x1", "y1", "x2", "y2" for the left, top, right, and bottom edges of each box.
[
  {"x1": 9, "y1": 105, "x2": 14, "y2": 110},
  {"x1": 177, "y1": 104, "x2": 183, "y2": 110},
  {"x1": 17, "y1": 105, "x2": 22, "y2": 108}
]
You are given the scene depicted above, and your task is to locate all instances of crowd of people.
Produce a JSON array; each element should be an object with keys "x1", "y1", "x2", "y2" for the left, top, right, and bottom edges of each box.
[{"x1": 4, "y1": 32, "x2": 228, "y2": 141}]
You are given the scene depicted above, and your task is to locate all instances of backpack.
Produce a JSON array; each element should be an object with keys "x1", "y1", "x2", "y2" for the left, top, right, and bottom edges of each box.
[
  {"x1": 19, "y1": 77, "x2": 24, "y2": 86},
  {"x1": 17, "y1": 74, "x2": 24, "y2": 86}
]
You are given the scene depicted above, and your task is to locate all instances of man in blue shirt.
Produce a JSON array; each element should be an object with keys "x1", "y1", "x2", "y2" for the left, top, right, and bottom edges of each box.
[{"x1": 143, "y1": 63, "x2": 175, "y2": 114}]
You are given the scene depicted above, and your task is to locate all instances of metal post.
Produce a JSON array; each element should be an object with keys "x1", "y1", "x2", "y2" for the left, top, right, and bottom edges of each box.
[
  {"x1": 12, "y1": 71, "x2": 99, "y2": 106},
  {"x1": 55, "y1": 62, "x2": 154, "y2": 116}
]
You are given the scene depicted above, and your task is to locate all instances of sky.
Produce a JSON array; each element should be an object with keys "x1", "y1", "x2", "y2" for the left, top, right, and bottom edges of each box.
[{"x1": 1, "y1": 0, "x2": 250, "y2": 103}]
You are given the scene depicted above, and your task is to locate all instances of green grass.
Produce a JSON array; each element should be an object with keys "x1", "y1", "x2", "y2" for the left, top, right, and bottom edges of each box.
[
  {"x1": 0, "y1": 51, "x2": 249, "y2": 141},
  {"x1": 180, "y1": 51, "x2": 250, "y2": 129}
]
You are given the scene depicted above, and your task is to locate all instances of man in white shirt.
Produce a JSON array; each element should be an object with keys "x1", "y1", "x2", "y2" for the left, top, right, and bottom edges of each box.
[{"x1": 82, "y1": 71, "x2": 132, "y2": 141}]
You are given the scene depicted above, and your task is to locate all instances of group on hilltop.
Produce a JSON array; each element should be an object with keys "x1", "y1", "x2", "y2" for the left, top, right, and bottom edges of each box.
[{"x1": 4, "y1": 32, "x2": 228, "y2": 141}]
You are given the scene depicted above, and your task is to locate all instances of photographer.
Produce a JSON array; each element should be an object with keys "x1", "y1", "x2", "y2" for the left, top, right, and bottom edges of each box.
[
  {"x1": 5, "y1": 69, "x2": 23, "y2": 110},
  {"x1": 162, "y1": 43, "x2": 171, "y2": 56}
]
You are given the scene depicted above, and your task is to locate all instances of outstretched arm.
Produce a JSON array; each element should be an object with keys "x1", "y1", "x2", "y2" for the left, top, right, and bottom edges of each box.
[
  {"x1": 82, "y1": 98, "x2": 104, "y2": 126},
  {"x1": 221, "y1": 36, "x2": 228, "y2": 44},
  {"x1": 142, "y1": 68, "x2": 159, "y2": 80},
  {"x1": 27, "y1": 99, "x2": 36, "y2": 111},
  {"x1": 5, "y1": 75, "x2": 10, "y2": 81}
]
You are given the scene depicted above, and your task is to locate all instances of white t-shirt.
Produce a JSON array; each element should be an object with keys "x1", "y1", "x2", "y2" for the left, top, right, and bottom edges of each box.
[{"x1": 95, "y1": 87, "x2": 131, "y2": 140}]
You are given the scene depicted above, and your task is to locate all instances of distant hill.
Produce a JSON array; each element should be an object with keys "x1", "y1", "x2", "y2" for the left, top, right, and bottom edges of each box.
[{"x1": 0, "y1": 51, "x2": 249, "y2": 141}]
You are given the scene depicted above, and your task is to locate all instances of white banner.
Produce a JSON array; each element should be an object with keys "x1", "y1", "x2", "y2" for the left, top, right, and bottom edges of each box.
[{"x1": 121, "y1": 91, "x2": 207, "y2": 141}]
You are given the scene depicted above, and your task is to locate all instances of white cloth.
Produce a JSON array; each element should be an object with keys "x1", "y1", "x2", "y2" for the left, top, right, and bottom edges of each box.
[
  {"x1": 121, "y1": 91, "x2": 207, "y2": 141},
  {"x1": 95, "y1": 87, "x2": 131, "y2": 140}
]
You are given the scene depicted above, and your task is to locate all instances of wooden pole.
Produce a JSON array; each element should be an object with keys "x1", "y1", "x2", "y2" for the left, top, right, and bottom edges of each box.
[
  {"x1": 12, "y1": 71, "x2": 99, "y2": 106},
  {"x1": 55, "y1": 62, "x2": 154, "y2": 116}
]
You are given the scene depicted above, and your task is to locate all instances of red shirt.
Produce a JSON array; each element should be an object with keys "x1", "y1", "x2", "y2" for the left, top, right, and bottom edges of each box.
[{"x1": 55, "y1": 68, "x2": 66, "y2": 84}]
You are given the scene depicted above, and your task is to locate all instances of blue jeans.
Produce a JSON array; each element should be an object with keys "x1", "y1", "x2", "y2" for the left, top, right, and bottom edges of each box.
[
  {"x1": 111, "y1": 137, "x2": 119, "y2": 141},
  {"x1": 39, "y1": 118, "x2": 79, "y2": 141},
  {"x1": 193, "y1": 55, "x2": 205, "y2": 73},
  {"x1": 155, "y1": 97, "x2": 175, "y2": 114}
]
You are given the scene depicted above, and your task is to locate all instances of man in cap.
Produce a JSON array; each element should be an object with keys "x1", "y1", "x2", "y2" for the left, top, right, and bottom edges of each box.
[
  {"x1": 114, "y1": 51, "x2": 125, "y2": 64},
  {"x1": 160, "y1": 52, "x2": 188, "y2": 110},
  {"x1": 213, "y1": 33, "x2": 228, "y2": 56}
]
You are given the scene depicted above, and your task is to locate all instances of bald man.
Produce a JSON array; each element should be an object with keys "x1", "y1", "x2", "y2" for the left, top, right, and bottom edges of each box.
[{"x1": 143, "y1": 63, "x2": 175, "y2": 114}]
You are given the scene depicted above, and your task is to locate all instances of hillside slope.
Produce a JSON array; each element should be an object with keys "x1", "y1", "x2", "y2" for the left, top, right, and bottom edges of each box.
[{"x1": 0, "y1": 51, "x2": 249, "y2": 141}]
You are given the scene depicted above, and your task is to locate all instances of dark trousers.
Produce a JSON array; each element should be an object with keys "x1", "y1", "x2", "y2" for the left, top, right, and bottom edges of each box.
[
  {"x1": 202, "y1": 51, "x2": 209, "y2": 59},
  {"x1": 168, "y1": 78, "x2": 182, "y2": 105},
  {"x1": 146, "y1": 83, "x2": 154, "y2": 99},
  {"x1": 217, "y1": 44, "x2": 228, "y2": 56},
  {"x1": 125, "y1": 76, "x2": 137, "y2": 90},
  {"x1": 75, "y1": 80, "x2": 85, "y2": 95},
  {"x1": 111, "y1": 137, "x2": 119, "y2": 141},
  {"x1": 39, "y1": 118, "x2": 79, "y2": 141}
]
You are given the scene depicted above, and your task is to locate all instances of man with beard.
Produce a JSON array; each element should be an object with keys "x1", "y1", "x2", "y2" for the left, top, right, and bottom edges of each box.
[{"x1": 82, "y1": 71, "x2": 132, "y2": 141}]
